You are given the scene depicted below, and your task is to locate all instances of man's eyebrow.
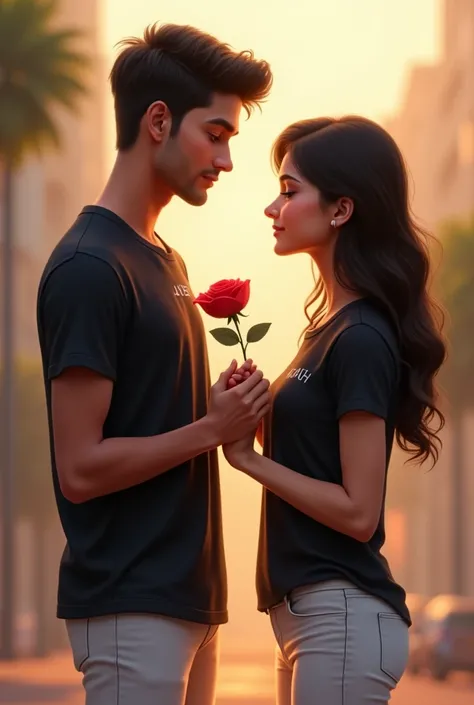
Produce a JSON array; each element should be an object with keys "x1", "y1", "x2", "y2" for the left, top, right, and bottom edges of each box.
[
  {"x1": 206, "y1": 118, "x2": 239, "y2": 135},
  {"x1": 279, "y1": 173, "x2": 301, "y2": 183}
]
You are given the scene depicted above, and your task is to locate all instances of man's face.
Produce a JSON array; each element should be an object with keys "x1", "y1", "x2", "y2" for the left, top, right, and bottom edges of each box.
[{"x1": 152, "y1": 93, "x2": 242, "y2": 206}]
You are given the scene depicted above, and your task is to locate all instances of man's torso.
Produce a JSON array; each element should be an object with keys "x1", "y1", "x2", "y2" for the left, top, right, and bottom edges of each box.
[{"x1": 37, "y1": 206, "x2": 227, "y2": 624}]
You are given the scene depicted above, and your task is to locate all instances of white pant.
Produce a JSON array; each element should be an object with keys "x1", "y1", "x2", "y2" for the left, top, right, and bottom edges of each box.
[
  {"x1": 66, "y1": 613, "x2": 219, "y2": 705},
  {"x1": 269, "y1": 580, "x2": 409, "y2": 705}
]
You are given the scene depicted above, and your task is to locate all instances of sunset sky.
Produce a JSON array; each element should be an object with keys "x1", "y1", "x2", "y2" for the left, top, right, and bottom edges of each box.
[{"x1": 99, "y1": 0, "x2": 441, "y2": 650}]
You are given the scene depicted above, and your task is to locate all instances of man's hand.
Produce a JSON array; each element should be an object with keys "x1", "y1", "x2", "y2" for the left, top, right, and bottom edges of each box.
[
  {"x1": 51, "y1": 363, "x2": 266, "y2": 504},
  {"x1": 206, "y1": 361, "x2": 270, "y2": 445}
]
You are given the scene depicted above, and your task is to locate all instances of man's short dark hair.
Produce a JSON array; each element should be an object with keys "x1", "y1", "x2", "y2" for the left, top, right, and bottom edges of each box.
[{"x1": 110, "y1": 23, "x2": 273, "y2": 150}]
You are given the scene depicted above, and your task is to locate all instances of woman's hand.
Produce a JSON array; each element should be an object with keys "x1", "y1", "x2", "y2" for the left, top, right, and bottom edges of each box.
[
  {"x1": 225, "y1": 358, "x2": 265, "y2": 458},
  {"x1": 223, "y1": 429, "x2": 257, "y2": 470},
  {"x1": 227, "y1": 358, "x2": 257, "y2": 389}
]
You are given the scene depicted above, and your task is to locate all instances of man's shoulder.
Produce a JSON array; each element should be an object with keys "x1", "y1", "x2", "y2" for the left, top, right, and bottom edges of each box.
[{"x1": 39, "y1": 209, "x2": 128, "y2": 292}]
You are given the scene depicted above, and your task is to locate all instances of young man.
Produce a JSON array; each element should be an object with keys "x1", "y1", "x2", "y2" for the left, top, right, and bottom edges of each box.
[{"x1": 36, "y1": 23, "x2": 273, "y2": 705}]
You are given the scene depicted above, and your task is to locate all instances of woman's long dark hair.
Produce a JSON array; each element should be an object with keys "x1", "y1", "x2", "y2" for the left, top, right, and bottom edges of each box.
[{"x1": 272, "y1": 116, "x2": 446, "y2": 466}]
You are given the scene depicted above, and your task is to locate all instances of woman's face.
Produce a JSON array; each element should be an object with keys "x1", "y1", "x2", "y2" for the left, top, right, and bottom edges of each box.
[{"x1": 264, "y1": 153, "x2": 335, "y2": 257}]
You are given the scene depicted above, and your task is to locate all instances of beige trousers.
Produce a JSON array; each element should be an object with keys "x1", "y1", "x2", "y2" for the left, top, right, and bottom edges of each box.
[
  {"x1": 269, "y1": 580, "x2": 409, "y2": 705},
  {"x1": 66, "y1": 613, "x2": 219, "y2": 705}
]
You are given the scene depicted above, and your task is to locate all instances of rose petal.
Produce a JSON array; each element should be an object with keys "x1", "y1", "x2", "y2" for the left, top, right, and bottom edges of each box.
[
  {"x1": 195, "y1": 279, "x2": 251, "y2": 318},
  {"x1": 225, "y1": 284, "x2": 242, "y2": 297},
  {"x1": 209, "y1": 279, "x2": 236, "y2": 294},
  {"x1": 197, "y1": 296, "x2": 244, "y2": 318},
  {"x1": 193, "y1": 292, "x2": 213, "y2": 304},
  {"x1": 233, "y1": 279, "x2": 251, "y2": 310},
  {"x1": 213, "y1": 279, "x2": 249, "y2": 300}
]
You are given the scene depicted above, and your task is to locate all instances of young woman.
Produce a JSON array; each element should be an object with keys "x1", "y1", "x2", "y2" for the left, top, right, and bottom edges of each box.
[{"x1": 223, "y1": 116, "x2": 446, "y2": 704}]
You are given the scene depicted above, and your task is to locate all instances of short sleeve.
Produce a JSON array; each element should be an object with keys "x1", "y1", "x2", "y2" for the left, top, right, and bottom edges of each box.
[
  {"x1": 38, "y1": 253, "x2": 128, "y2": 381},
  {"x1": 327, "y1": 324, "x2": 398, "y2": 420}
]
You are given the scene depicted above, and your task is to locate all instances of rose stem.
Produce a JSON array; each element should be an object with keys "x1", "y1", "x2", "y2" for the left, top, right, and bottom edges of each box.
[{"x1": 231, "y1": 315, "x2": 247, "y2": 361}]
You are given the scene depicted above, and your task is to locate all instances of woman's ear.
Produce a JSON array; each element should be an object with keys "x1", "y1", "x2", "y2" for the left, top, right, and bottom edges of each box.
[{"x1": 333, "y1": 197, "x2": 354, "y2": 227}]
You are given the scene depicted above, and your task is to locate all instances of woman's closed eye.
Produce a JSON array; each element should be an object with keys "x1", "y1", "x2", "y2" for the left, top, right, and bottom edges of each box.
[{"x1": 280, "y1": 191, "x2": 296, "y2": 199}]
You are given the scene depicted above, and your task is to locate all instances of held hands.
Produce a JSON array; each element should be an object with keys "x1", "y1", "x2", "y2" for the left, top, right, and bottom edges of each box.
[
  {"x1": 222, "y1": 428, "x2": 257, "y2": 471},
  {"x1": 224, "y1": 358, "x2": 262, "y2": 470},
  {"x1": 207, "y1": 360, "x2": 270, "y2": 445},
  {"x1": 227, "y1": 358, "x2": 257, "y2": 389}
]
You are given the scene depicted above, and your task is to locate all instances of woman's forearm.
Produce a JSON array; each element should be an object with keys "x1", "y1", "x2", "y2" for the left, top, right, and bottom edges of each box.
[{"x1": 241, "y1": 451, "x2": 375, "y2": 542}]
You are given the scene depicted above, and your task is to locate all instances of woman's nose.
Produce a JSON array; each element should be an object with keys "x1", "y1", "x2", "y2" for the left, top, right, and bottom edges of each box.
[{"x1": 264, "y1": 202, "x2": 279, "y2": 219}]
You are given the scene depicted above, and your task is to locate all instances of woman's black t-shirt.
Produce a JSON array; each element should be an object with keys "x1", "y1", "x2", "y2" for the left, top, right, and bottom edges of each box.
[{"x1": 256, "y1": 299, "x2": 411, "y2": 625}]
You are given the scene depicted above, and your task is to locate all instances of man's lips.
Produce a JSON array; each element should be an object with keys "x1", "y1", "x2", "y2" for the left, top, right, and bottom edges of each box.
[
  {"x1": 201, "y1": 174, "x2": 218, "y2": 186},
  {"x1": 273, "y1": 225, "x2": 285, "y2": 236}
]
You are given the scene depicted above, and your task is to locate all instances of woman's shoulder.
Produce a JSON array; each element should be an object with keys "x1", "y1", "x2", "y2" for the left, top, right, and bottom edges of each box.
[{"x1": 328, "y1": 300, "x2": 400, "y2": 362}]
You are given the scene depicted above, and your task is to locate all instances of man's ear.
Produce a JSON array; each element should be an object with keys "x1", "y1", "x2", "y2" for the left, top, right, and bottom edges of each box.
[{"x1": 146, "y1": 101, "x2": 172, "y2": 144}]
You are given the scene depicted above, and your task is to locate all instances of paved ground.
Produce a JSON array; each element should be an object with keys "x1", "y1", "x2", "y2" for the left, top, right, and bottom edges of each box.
[
  {"x1": 392, "y1": 671, "x2": 474, "y2": 705},
  {"x1": 0, "y1": 649, "x2": 473, "y2": 704}
]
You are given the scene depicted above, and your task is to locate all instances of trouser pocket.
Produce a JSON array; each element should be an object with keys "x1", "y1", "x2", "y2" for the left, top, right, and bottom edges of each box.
[
  {"x1": 378, "y1": 612, "x2": 409, "y2": 684},
  {"x1": 286, "y1": 584, "x2": 347, "y2": 618}
]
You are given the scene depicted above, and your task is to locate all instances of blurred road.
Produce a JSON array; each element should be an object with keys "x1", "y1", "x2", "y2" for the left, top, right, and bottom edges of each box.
[
  {"x1": 0, "y1": 649, "x2": 473, "y2": 704},
  {"x1": 392, "y1": 673, "x2": 474, "y2": 705}
]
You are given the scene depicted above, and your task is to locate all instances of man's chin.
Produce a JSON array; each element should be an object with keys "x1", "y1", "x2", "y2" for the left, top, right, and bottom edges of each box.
[{"x1": 178, "y1": 187, "x2": 208, "y2": 207}]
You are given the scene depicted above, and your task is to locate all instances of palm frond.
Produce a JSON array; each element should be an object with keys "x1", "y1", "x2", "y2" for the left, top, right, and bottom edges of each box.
[
  {"x1": 0, "y1": 0, "x2": 89, "y2": 163},
  {"x1": 0, "y1": 83, "x2": 60, "y2": 161}
]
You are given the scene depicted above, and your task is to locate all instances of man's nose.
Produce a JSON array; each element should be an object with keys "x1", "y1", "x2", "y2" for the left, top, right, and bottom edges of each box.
[{"x1": 214, "y1": 147, "x2": 233, "y2": 173}]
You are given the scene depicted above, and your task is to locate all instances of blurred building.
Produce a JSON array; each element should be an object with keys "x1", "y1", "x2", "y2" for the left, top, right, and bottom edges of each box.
[
  {"x1": 0, "y1": 0, "x2": 107, "y2": 357},
  {"x1": 0, "y1": 0, "x2": 107, "y2": 653},
  {"x1": 40, "y1": 0, "x2": 108, "y2": 261},
  {"x1": 385, "y1": 0, "x2": 474, "y2": 599},
  {"x1": 387, "y1": 0, "x2": 474, "y2": 233}
]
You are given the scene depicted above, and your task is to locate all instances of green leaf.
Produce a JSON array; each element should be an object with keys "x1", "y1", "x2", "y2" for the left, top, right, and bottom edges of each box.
[
  {"x1": 246, "y1": 322, "x2": 272, "y2": 343},
  {"x1": 227, "y1": 317, "x2": 232, "y2": 325},
  {"x1": 237, "y1": 312, "x2": 248, "y2": 317},
  {"x1": 210, "y1": 328, "x2": 240, "y2": 346}
]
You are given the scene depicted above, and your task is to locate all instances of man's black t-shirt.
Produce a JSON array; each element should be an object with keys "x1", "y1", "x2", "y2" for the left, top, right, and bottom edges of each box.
[
  {"x1": 37, "y1": 206, "x2": 227, "y2": 625},
  {"x1": 257, "y1": 299, "x2": 410, "y2": 625}
]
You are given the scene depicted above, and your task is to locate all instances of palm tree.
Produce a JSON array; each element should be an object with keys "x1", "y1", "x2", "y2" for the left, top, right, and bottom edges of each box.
[
  {"x1": 436, "y1": 216, "x2": 474, "y2": 596},
  {"x1": 0, "y1": 0, "x2": 88, "y2": 658}
]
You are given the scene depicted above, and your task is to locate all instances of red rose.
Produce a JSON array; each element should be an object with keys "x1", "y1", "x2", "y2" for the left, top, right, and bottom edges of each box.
[{"x1": 193, "y1": 278, "x2": 251, "y2": 318}]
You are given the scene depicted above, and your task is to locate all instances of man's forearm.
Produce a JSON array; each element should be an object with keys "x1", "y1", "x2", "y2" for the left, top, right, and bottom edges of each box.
[{"x1": 65, "y1": 416, "x2": 219, "y2": 503}]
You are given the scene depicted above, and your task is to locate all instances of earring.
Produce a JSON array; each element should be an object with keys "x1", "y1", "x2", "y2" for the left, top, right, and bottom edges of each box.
[{"x1": 330, "y1": 219, "x2": 337, "y2": 228}]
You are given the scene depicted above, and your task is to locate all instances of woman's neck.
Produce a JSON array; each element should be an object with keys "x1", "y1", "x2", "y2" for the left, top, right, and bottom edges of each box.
[{"x1": 310, "y1": 247, "x2": 362, "y2": 327}]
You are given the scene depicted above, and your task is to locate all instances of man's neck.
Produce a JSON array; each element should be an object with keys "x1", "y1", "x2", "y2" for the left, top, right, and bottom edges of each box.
[{"x1": 96, "y1": 151, "x2": 172, "y2": 246}]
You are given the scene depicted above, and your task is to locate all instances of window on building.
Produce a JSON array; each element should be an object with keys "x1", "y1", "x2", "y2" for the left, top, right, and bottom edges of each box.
[
  {"x1": 439, "y1": 143, "x2": 458, "y2": 192},
  {"x1": 458, "y1": 120, "x2": 474, "y2": 165},
  {"x1": 443, "y1": 67, "x2": 464, "y2": 113}
]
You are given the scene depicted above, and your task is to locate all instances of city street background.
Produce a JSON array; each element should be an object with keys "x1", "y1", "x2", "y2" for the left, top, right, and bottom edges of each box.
[
  {"x1": 0, "y1": 648, "x2": 473, "y2": 704},
  {"x1": 2, "y1": 0, "x2": 474, "y2": 703}
]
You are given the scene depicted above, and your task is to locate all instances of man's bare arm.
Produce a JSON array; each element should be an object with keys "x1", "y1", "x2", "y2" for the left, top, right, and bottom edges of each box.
[{"x1": 53, "y1": 364, "x2": 270, "y2": 504}]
